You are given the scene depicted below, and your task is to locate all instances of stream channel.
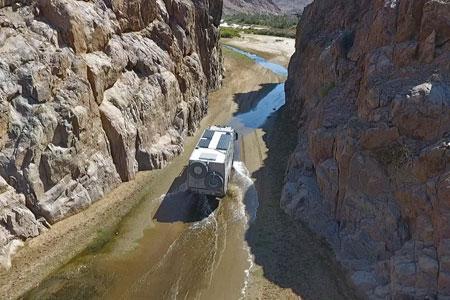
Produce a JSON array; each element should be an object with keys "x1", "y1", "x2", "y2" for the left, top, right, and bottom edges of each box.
[{"x1": 24, "y1": 46, "x2": 288, "y2": 300}]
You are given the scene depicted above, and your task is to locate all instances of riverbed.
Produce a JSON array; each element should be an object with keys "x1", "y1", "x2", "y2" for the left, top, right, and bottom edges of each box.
[
  {"x1": 3, "y1": 40, "x2": 358, "y2": 300},
  {"x1": 22, "y1": 45, "x2": 288, "y2": 300}
]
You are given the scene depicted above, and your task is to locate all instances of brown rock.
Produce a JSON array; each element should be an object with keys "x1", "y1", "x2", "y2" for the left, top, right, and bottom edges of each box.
[
  {"x1": 439, "y1": 271, "x2": 450, "y2": 296},
  {"x1": 284, "y1": 0, "x2": 450, "y2": 297},
  {"x1": 360, "y1": 125, "x2": 399, "y2": 150},
  {"x1": 84, "y1": 52, "x2": 116, "y2": 104},
  {"x1": 316, "y1": 158, "x2": 338, "y2": 209},
  {"x1": 38, "y1": 0, "x2": 119, "y2": 53},
  {"x1": 413, "y1": 140, "x2": 450, "y2": 182},
  {"x1": 308, "y1": 128, "x2": 335, "y2": 164},
  {"x1": 99, "y1": 99, "x2": 138, "y2": 182},
  {"x1": 419, "y1": 30, "x2": 436, "y2": 63},
  {"x1": 437, "y1": 172, "x2": 450, "y2": 207},
  {"x1": 0, "y1": 0, "x2": 222, "y2": 265}
]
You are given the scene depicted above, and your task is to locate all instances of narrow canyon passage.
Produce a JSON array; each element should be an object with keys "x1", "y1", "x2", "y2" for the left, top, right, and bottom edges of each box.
[
  {"x1": 2, "y1": 0, "x2": 448, "y2": 298},
  {"x1": 22, "y1": 44, "x2": 357, "y2": 300}
]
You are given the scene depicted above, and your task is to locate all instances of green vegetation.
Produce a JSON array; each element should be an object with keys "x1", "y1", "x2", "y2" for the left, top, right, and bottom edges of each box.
[
  {"x1": 243, "y1": 27, "x2": 296, "y2": 38},
  {"x1": 374, "y1": 143, "x2": 412, "y2": 169},
  {"x1": 221, "y1": 26, "x2": 296, "y2": 39},
  {"x1": 224, "y1": 13, "x2": 298, "y2": 29},
  {"x1": 319, "y1": 82, "x2": 336, "y2": 97},
  {"x1": 220, "y1": 27, "x2": 241, "y2": 38},
  {"x1": 221, "y1": 13, "x2": 298, "y2": 38}
]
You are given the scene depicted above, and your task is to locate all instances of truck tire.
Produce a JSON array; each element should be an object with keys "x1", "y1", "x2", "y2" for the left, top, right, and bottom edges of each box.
[
  {"x1": 189, "y1": 162, "x2": 208, "y2": 179},
  {"x1": 205, "y1": 171, "x2": 224, "y2": 189}
]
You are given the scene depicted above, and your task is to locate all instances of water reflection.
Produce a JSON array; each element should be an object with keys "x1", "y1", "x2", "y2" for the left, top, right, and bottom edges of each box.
[
  {"x1": 231, "y1": 83, "x2": 285, "y2": 129},
  {"x1": 224, "y1": 46, "x2": 288, "y2": 77}
]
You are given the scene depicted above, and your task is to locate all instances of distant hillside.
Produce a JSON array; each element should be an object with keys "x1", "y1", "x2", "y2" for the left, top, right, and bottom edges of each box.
[
  {"x1": 223, "y1": 0, "x2": 313, "y2": 15},
  {"x1": 223, "y1": 0, "x2": 281, "y2": 15},
  {"x1": 273, "y1": 0, "x2": 312, "y2": 14}
]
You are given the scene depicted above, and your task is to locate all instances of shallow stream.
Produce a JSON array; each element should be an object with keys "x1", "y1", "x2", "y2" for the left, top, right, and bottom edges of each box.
[{"x1": 24, "y1": 48, "x2": 288, "y2": 300}]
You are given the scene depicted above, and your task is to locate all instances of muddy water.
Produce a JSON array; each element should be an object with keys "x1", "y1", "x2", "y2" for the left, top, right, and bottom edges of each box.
[
  {"x1": 24, "y1": 167, "x2": 256, "y2": 300},
  {"x1": 24, "y1": 48, "x2": 288, "y2": 300}
]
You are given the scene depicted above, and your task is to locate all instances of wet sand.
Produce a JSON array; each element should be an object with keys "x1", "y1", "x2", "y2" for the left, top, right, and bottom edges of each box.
[{"x1": 222, "y1": 34, "x2": 296, "y2": 68}]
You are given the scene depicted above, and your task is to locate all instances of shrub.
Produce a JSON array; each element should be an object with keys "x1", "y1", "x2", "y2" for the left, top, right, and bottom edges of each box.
[
  {"x1": 374, "y1": 143, "x2": 412, "y2": 169},
  {"x1": 224, "y1": 13, "x2": 298, "y2": 29},
  {"x1": 242, "y1": 27, "x2": 297, "y2": 38},
  {"x1": 220, "y1": 27, "x2": 241, "y2": 38}
]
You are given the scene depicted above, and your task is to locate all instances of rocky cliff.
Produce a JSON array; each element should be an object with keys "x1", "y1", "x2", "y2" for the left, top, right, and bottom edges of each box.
[
  {"x1": 271, "y1": 0, "x2": 312, "y2": 14},
  {"x1": 223, "y1": 0, "x2": 312, "y2": 15},
  {"x1": 284, "y1": 0, "x2": 450, "y2": 298},
  {"x1": 0, "y1": 0, "x2": 222, "y2": 267},
  {"x1": 223, "y1": 0, "x2": 280, "y2": 15}
]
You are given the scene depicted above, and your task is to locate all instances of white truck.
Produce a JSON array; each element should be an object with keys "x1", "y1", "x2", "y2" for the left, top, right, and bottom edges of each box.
[{"x1": 187, "y1": 126, "x2": 237, "y2": 198}]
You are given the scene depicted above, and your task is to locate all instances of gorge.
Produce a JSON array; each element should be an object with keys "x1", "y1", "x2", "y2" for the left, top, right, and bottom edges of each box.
[{"x1": 0, "y1": 0, "x2": 449, "y2": 299}]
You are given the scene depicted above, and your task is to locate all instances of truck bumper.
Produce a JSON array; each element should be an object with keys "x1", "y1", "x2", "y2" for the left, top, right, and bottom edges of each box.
[{"x1": 189, "y1": 187, "x2": 225, "y2": 198}]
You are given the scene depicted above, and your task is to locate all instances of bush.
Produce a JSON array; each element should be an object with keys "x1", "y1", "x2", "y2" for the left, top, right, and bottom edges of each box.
[
  {"x1": 220, "y1": 27, "x2": 241, "y2": 38},
  {"x1": 242, "y1": 27, "x2": 297, "y2": 38},
  {"x1": 224, "y1": 13, "x2": 298, "y2": 29},
  {"x1": 374, "y1": 143, "x2": 412, "y2": 169}
]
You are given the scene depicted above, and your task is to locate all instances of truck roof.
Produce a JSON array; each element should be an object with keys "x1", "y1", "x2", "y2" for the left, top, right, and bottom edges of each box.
[{"x1": 189, "y1": 127, "x2": 234, "y2": 164}]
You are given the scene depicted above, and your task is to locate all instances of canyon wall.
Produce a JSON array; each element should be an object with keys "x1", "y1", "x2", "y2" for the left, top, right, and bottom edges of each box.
[
  {"x1": 283, "y1": 0, "x2": 450, "y2": 298},
  {"x1": 0, "y1": 0, "x2": 222, "y2": 267},
  {"x1": 222, "y1": 0, "x2": 312, "y2": 15}
]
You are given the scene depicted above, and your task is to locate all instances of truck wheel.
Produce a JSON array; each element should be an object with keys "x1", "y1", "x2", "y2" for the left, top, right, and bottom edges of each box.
[
  {"x1": 189, "y1": 162, "x2": 208, "y2": 179},
  {"x1": 205, "y1": 171, "x2": 224, "y2": 189}
]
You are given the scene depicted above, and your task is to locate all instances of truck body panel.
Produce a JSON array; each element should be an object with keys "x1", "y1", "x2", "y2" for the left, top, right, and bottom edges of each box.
[{"x1": 187, "y1": 126, "x2": 236, "y2": 197}]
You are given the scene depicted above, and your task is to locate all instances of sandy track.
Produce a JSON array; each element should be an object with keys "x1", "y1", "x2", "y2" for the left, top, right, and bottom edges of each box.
[{"x1": 241, "y1": 129, "x2": 266, "y2": 176}]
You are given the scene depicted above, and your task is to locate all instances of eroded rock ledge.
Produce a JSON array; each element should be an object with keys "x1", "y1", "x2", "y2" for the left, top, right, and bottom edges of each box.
[
  {"x1": 0, "y1": 0, "x2": 222, "y2": 267},
  {"x1": 284, "y1": 0, "x2": 450, "y2": 298}
]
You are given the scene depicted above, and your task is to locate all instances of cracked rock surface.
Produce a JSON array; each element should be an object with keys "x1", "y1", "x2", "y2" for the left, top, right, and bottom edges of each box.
[
  {"x1": 284, "y1": 0, "x2": 450, "y2": 298},
  {"x1": 0, "y1": 0, "x2": 222, "y2": 267}
]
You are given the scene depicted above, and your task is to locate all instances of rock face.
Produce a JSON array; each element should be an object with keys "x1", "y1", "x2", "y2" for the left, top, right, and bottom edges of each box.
[
  {"x1": 284, "y1": 0, "x2": 450, "y2": 298},
  {"x1": 0, "y1": 0, "x2": 222, "y2": 267},
  {"x1": 271, "y1": 0, "x2": 312, "y2": 14},
  {"x1": 223, "y1": 0, "x2": 312, "y2": 15},
  {"x1": 223, "y1": 0, "x2": 281, "y2": 15}
]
